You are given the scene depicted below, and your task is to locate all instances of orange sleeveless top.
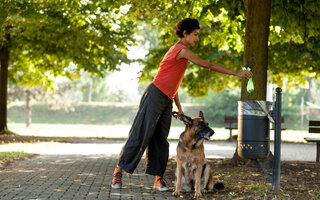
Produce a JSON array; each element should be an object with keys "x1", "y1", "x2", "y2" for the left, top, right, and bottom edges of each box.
[{"x1": 152, "y1": 44, "x2": 188, "y2": 100}]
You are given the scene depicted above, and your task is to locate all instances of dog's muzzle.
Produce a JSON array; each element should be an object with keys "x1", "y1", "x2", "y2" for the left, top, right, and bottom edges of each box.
[{"x1": 196, "y1": 128, "x2": 215, "y2": 141}]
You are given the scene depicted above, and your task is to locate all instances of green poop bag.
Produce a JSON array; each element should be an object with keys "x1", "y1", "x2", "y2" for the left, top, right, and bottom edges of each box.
[
  {"x1": 247, "y1": 77, "x2": 254, "y2": 93},
  {"x1": 245, "y1": 67, "x2": 254, "y2": 93}
]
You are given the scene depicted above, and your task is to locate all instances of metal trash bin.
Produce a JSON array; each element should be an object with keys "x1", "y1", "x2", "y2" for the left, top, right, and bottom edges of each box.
[{"x1": 237, "y1": 101, "x2": 273, "y2": 159}]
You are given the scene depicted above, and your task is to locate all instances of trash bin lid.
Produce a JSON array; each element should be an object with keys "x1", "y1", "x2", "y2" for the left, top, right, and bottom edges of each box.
[{"x1": 238, "y1": 101, "x2": 272, "y2": 117}]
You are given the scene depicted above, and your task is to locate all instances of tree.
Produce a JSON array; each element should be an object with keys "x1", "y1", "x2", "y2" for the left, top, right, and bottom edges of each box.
[
  {"x1": 0, "y1": 0, "x2": 136, "y2": 132},
  {"x1": 130, "y1": 0, "x2": 320, "y2": 96},
  {"x1": 240, "y1": 0, "x2": 271, "y2": 101},
  {"x1": 232, "y1": 0, "x2": 271, "y2": 163},
  {"x1": 268, "y1": 0, "x2": 320, "y2": 86},
  {"x1": 2, "y1": 0, "x2": 320, "y2": 132},
  {"x1": 134, "y1": 0, "x2": 248, "y2": 96},
  {"x1": 128, "y1": 0, "x2": 320, "y2": 164},
  {"x1": 0, "y1": 31, "x2": 9, "y2": 132}
]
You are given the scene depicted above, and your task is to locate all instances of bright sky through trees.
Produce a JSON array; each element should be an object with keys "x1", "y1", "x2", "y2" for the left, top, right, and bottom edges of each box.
[{"x1": 106, "y1": 45, "x2": 147, "y2": 96}]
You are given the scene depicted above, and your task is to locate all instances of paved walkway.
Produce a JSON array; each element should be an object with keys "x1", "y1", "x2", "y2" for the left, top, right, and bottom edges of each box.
[
  {"x1": 0, "y1": 139, "x2": 318, "y2": 199},
  {"x1": 0, "y1": 154, "x2": 177, "y2": 200}
]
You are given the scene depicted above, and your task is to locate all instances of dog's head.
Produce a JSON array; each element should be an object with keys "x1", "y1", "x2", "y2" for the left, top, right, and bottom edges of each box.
[{"x1": 173, "y1": 111, "x2": 215, "y2": 141}]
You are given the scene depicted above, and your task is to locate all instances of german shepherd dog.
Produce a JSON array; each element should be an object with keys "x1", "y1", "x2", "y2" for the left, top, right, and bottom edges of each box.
[{"x1": 172, "y1": 111, "x2": 224, "y2": 199}]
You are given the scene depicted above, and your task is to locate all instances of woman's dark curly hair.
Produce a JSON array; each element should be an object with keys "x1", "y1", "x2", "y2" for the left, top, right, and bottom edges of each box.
[{"x1": 175, "y1": 18, "x2": 200, "y2": 38}]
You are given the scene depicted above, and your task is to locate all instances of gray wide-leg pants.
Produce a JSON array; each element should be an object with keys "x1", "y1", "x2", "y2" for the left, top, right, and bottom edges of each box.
[{"x1": 118, "y1": 83, "x2": 173, "y2": 176}]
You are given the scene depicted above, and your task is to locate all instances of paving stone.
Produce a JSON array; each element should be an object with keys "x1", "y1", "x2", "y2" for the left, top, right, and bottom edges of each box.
[{"x1": 0, "y1": 154, "x2": 180, "y2": 200}]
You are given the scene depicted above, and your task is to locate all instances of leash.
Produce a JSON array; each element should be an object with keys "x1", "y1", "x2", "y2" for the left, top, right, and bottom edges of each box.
[{"x1": 172, "y1": 111, "x2": 180, "y2": 119}]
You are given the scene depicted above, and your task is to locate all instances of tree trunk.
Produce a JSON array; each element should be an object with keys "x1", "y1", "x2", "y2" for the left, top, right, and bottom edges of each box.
[
  {"x1": 86, "y1": 81, "x2": 92, "y2": 102},
  {"x1": 26, "y1": 90, "x2": 32, "y2": 127},
  {"x1": 306, "y1": 77, "x2": 312, "y2": 103},
  {"x1": 233, "y1": 0, "x2": 271, "y2": 163},
  {"x1": 0, "y1": 45, "x2": 9, "y2": 133},
  {"x1": 240, "y1": 0, "x2": 271, "y2": 101}
]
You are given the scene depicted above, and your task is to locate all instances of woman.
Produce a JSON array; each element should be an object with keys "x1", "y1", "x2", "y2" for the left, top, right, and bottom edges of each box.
[{"x1": 111, "y1": 18, "x2": 252, "y2": 191}]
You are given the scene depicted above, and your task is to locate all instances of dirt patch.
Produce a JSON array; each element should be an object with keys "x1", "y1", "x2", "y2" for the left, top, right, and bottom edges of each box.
[{"x1": 165, "y1": 159, "x2": 320, "y2": 200}]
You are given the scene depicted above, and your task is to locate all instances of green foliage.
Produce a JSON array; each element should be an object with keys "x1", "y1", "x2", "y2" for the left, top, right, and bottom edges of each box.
[
  {"x1": 0, "y1": 151, "x2": 32, "y2": 167},
  {"x1": 3, "y1": 0, "x2": 319, "y2": 97},
  {"x1": 134, "y1": 0, "x2": 246, "y2": 96},
  {"x1": 131, "y1": 0, "x2": 320, "y2": 96},
  {"x1": 8, "y1": 102, "x2": 137, "y2": 125},
  {"x1": 198, "y1": 89, "x2": 240, "y2": 123},
  {"x1": 281, "y1": 89, "x2": 304, "y2": 129},
  {"x1": 1, "y1": 0, "x2": 136, "y2": 89},
  {"x1": 7, "y1": 102, "x2": 201, "y2": 126},
  {"x1": 0, "y1": 151, "x2": 29, "y2": 159},
  {"x1": 173, "y1": 87, "x2": 241, "y2": 123},
  {"x1": 7, "y1": 80, "x2": 320, "y2": 130}
]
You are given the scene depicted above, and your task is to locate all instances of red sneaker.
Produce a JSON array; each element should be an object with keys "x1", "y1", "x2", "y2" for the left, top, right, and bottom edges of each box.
[
  {"x1": 153, "y1": 176, "x2": 169, "y2": 191},
  {"x1": 111, "y1": 167, "x2": 122, "y2": 189}
]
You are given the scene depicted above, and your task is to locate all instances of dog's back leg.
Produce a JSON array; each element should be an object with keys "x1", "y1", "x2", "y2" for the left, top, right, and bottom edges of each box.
[
  {"x1": 205, "y1": 172, "x2": 215, "y2": 191},
  {"x1": 201, "y1": 164, "x2": 214, "y2": 192}
]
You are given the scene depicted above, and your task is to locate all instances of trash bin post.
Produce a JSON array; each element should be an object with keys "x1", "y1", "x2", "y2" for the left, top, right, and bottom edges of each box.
[
  {"x1": 272, "y1": 87, "x2": 282, "y2": 192},
  {"x1": 237, "y1": 88, "x2": 282, "y2": 192}
]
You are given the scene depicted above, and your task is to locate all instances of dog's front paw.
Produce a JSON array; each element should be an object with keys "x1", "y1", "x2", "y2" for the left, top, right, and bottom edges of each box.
[
  {"x1": 194, "y1": 192, "x2": 201, "y2": 199},
  {"x1": 201, "y1": 189, "x2": 208, "y2": 194},
  {"x1": 172, "y1": 190, "x2": 181, "y2": 197}
]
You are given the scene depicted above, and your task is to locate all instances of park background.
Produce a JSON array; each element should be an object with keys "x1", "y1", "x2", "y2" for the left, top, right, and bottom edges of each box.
[
  {"x1": 6, "y1": 42, "x2": 320, "y2": 142},
  {"x1": 0, "y1": 0, "x2": 320, "y2": 147},
  {"x1": 1, "y1": 0, "x2": 320, "y2": 142},
  {"x1": 1, "y1": 1, "x2": 320, "y2": 199}
]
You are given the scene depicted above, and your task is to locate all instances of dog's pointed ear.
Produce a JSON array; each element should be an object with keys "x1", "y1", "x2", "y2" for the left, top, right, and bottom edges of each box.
[
  {"x1": 172, "y1": 111, "x2": 193, "y2": 125},
  {"x1": 180, "y1": 114, "x2": 193, "y2": 126},
  {"x1": 199, "y1": 111, "x2": 204, "y2": 120}
]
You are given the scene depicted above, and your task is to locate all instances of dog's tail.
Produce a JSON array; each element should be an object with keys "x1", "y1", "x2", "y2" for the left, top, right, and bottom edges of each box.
[{"x1": 214, "y1": 182, "x2": 225, "y2": 189}]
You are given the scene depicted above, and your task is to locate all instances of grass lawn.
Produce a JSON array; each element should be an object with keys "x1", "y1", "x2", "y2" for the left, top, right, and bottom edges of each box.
[
  {"x1": 7, "y1": 102, "x2": 311, "y2": 143},
  {"x1": 7, "y1": 123, "x2": 309, "y2": 143},
  {"x1": 0, "y1": 151, "x2": 35, "y2": 168}
]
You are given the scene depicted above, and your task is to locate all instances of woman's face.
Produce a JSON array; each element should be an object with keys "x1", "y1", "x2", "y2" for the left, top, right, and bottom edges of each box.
[{"x1": 184, "y1": 29, "x2": 200, "y2": 46}]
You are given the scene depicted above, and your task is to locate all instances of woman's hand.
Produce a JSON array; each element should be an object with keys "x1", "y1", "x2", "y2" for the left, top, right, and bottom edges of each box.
[{"x1": 236, "y1": 70, "x2": 253, "y2": 79}]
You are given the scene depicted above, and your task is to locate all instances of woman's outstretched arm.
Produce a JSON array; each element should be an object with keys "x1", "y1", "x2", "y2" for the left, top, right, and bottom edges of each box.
[{"x1": 176, "y1": 48, "x2": 252, "y2": 79}]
